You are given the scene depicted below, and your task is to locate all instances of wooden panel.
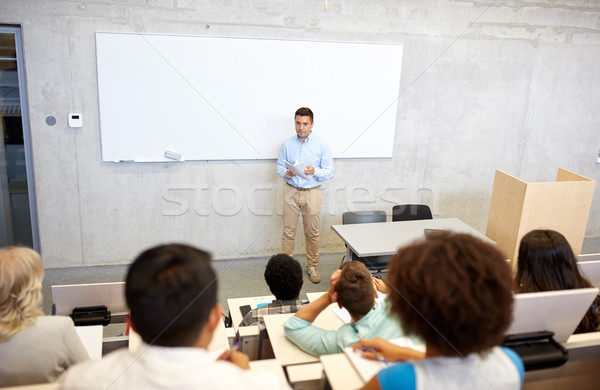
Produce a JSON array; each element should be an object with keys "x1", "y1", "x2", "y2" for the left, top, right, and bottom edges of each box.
[
  {"x1": 487, "y1": 169, "x2": 595, "y2": 264},
  {"x1": 486, "y1": 170, "x2": 527, "y2": 263}
]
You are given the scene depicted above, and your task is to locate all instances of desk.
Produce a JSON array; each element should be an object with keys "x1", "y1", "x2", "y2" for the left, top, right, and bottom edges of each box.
[
  {"x1": 320, "y1": 353, "x2": 364, "y2": 390},
  {"x1": 332, "y1": 217, "x2": 494, "y2": 258},
  {"x1": 128, "y1": 320, "x2": 230, "y2": 353},
  {"x1": 286, "y1": 362, "x2": 324, "y2": 390},
  {"x1": 227, "y1": 295, "x2": 275, "y2": 332},
  {"x1": 248, "y1": 359, "x2": 288, "y2": 384},
  {"x1": 263, "y1": 311, "x2": 344, "y2": 367},
  {"x1": 74, "y1": 325, "x2": 103, "y2": 359}
]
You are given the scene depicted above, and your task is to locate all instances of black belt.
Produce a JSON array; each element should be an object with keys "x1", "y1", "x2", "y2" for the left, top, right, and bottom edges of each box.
[{"x1": 286, "y1": 182, "x2": 321, "y2": 191}]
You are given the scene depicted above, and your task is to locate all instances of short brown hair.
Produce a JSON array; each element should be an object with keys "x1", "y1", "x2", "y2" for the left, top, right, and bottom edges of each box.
[
  {"x1": 295, "y1": 107, "x2": 313, "y2": 122},
  {"x1": 386, "y1": 232, "x2": 513, "y2": 356},
  {"x1": 335, "y1": 261, "x2": 374, "y2": 319}
]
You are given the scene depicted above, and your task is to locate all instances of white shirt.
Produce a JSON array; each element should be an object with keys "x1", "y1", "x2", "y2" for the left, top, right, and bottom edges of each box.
[{"x1": 62, "y1": 343, "x2": 291, "y2": 390}]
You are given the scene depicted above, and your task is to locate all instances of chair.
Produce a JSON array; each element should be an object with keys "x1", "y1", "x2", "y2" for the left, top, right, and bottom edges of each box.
[
  {"x1": 341, "y1": 211, "x2": 389, "y2": 277},
  {"x1": 391, "y1": 204, "x2": 432, "y2": 222}
]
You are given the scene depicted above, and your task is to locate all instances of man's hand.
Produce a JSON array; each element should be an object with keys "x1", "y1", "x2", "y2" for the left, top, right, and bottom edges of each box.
[
  {"x1": 218, "y1": 350, "x2": 250, "y2": 369},
  {"x1": 372, "y1": 277, "x2": 389, "y2": 294},
  {"x1": 352, "y1": 337, "x2": 425, "y2": 362},
  {"x1": 285, "y1": 169, "x2": 295, "y2": 179},
  {"x1": 293, "y1": 269, "x2": 342, "y2": 323},
  {"x1": 327, "y1": 269, "x2": 342, "y2": 303},
  {"x1": 304, "y1": 165, "x2": 315, "y2": 176}
]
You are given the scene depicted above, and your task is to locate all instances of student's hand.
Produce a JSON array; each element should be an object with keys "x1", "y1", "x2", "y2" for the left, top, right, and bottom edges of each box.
[
  {"x1": 327, "y1": 269, "x2": 342, "y2": 303},
  {"x1": 304, "y1": 165, "x2": 315, "y2": 175},
  {"x1": 353, "y1": 337, "x2": 425, "y2": 362},
  {"x1": 286, "y1": 170, "x2": 295, "y2": 178},
  {"x1": 372, "y1": 277, "x2": 389, "y2": 294},
  {"x1": 219, "y1": 350, "x2": 250, "y2": 369}
]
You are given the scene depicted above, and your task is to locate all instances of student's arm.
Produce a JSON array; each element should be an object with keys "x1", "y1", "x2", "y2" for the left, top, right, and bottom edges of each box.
[
  {"x1": 293, "y1": 269, "x2": 341, "y2": 323},
  {"x1": 353, "y1": 337, "x2": 425, "y2": 362},
  {"x1": 283, "y1": 316, "x2": 339, "y2": 356},
  {"x1": 283, "y1": 269, "x2": 343, "y2": 356}
]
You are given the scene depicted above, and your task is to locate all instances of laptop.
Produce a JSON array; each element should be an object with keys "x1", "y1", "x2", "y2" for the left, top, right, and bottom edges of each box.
[
  {"x1": 578, "y1": 260, "x2": 600, "y2": 288},
  {"x1": 507, "y1": 288, "x2": 599, "y2": 343}
]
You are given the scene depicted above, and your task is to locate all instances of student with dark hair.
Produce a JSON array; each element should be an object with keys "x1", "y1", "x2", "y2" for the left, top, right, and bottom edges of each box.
[
  {"x1": 515, "y1": 229, "x2": 600, "y2": 333},
  {"x1": 283, "y1": 261, "x2": 409, "y2": 357},
  {"x1": 355, "y1": 233, "x2": 524, "y2": 390},
  {"x1": 240, "y1": 254, "x2": 305, "y2": 327},
  {"x1": 63, "y1": 244, "x2": 290, "y2": 390}
]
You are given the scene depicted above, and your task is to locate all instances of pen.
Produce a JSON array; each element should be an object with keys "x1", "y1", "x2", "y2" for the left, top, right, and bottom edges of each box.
[
  {"x1": 221, "y1": 340, "x2": 241, "y2": 361},
  {"x1": 359, "y1": 346, "x2": 389, "y2": 366}
]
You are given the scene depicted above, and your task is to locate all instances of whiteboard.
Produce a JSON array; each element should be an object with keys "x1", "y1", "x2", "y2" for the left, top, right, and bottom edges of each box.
[{"x1": 95, "y1": 32, "x2": 403, "y2": 162}]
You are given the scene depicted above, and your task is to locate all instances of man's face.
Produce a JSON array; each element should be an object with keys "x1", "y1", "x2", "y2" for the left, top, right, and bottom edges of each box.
[{"x1": 295, "y1": 115, "x2": 313, "y2": 141}]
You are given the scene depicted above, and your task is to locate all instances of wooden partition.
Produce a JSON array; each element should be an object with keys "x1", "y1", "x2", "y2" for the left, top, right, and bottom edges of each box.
[{"x1": 486, "y1": 168, "x2": 595, "y2": 265}]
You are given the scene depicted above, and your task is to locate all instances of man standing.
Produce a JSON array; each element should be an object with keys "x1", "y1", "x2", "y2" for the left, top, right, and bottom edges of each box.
[{"x1": 276, "y1": 107, "x2": 334, "y2": 283}]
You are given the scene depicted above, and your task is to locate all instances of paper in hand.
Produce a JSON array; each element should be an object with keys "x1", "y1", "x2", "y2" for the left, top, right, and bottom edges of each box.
[{"x1": 284, "y1": 160, "x2": 311, "y2": 180}]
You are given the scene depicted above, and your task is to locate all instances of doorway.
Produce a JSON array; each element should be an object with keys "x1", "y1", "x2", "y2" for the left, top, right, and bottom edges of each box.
[{"x1": 0, "y1": 25, "x2": 39, "y2": 250}]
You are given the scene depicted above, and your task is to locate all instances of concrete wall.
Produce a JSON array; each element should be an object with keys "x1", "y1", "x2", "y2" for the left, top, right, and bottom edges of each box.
[{"x1": 1, "y1": 0, "x2": 598, "y2": 268}]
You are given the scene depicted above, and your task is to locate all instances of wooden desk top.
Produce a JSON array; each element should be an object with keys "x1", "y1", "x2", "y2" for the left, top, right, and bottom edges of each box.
[
  {"x1": 263, "y1": 310, "x2": 344, "y2": 367},
  {"x1": 320, "y1": 353, "x2": 364, "y2": 390}
]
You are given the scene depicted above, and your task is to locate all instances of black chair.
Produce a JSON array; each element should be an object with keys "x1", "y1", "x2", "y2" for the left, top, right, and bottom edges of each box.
[
  {"x1": 341, "y1": 210, "x2": 389, "y2": 277},
  {"x1": 391, "y1": 204, "x2": 432, "y2": 222}
]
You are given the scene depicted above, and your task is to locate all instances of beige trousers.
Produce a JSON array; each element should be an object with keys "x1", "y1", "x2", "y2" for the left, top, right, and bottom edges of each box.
[{"x1": 282, "y1": 183, "x2": 323, "y2": 269}]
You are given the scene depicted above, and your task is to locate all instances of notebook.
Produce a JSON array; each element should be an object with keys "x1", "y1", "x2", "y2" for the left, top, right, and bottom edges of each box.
[{"x1": 344, "y1": 337, "x2": 425, "y2": 382}]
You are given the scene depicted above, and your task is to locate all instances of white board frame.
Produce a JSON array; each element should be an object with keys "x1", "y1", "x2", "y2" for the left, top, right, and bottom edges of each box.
[{"x1": 95, "y1": 32, "x2": 403, "y2": 162}]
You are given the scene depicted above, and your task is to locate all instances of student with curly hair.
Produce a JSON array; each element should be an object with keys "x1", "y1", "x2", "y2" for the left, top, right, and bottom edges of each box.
[
  {"x1": 240, "y1": 254, "x2": 306, "y2": 327},
  {"x1": 0, "y1": 246, "x2": 89, "y2": 386},
  {"x1": 355, "y1": 233, "x2": 524, "y2": 390},
  {"x1": 515, "y1": 229, "x2": 600, "y2": 333}
]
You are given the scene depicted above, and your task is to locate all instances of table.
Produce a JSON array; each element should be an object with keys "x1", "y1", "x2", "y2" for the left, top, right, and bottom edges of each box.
[
  {"x1": 332, "y1": 217, "x2": 495, "y2": 258},
  {"x1": 129, "y1": 320, "x2": 230, "y2": 353},
  {"x1": 248, "y1": 359, "x2": 288, "y2": 384},
  {"x1": 263, "y1": 311, "x2": 344, "y2": 367},
  {"x1": 320, "y1": 353, "x2": 364, "y2": 390}
]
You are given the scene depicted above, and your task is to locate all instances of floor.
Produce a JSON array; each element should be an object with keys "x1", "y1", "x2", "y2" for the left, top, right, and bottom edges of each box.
[
  {"x1": 41, "y1": 252, "x2": 345, "y2": 316},
  {"x1": 42, "y1": 237, "x2": 600, "y2": 317}
]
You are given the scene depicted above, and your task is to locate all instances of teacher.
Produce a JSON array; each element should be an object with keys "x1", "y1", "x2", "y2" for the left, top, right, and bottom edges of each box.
[{"x1": 276, "y1": 107, "x2": 335, "y2": 284}]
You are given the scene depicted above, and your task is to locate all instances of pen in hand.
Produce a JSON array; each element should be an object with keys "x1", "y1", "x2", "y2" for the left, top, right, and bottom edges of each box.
[
  {"x1": 359, "y1": 346, "x2": 389, "y2": 366},
  {"x1": 220, "y1": 341, "x2": 241, "y2": 361}
]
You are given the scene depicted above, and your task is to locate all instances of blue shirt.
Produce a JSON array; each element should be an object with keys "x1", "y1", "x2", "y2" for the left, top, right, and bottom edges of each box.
[
  {"x1": 276, "y1": 132, "x2": 334, "y2": 189},
  {"x1": 283, "y1": 300, "x2": 407, "y2": 357},
  {"x1": 377, "y1": 346, "x2": 524, "y2": 390}
]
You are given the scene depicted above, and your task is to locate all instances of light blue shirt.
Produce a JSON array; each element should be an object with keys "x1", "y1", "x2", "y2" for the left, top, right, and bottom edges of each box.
[
  {"x1": 283, "y1": 300, "x2": 406, "y2": 357},
  {"x1": 276, "y1": 132, "x2": 335, "y2": 189}
]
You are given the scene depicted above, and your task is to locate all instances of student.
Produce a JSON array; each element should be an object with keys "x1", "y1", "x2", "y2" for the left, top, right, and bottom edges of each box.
[
  {"x1": 355, "y1": 233, "x2": 524, "y2": 390},
  {"x1": 515, "y1": 229, "x2": 600, "y2": 333},
  {"x1": 240, "y1": 254, "x2": 306, "y2": 327},
  {"x1": 283, "y1": 261, "x2": 409, "y2": 357},
  {"x1": 0, "y1": 246, "x2": 89, "y2": 387},
  {"x1": 63, "y1": 244, "x2": 290, "y2": 390}
]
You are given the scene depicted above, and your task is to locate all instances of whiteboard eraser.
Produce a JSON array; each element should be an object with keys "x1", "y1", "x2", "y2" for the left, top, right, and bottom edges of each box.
[{"x1": 164, "y1": 150, "x2": 182, "y2": 161}]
